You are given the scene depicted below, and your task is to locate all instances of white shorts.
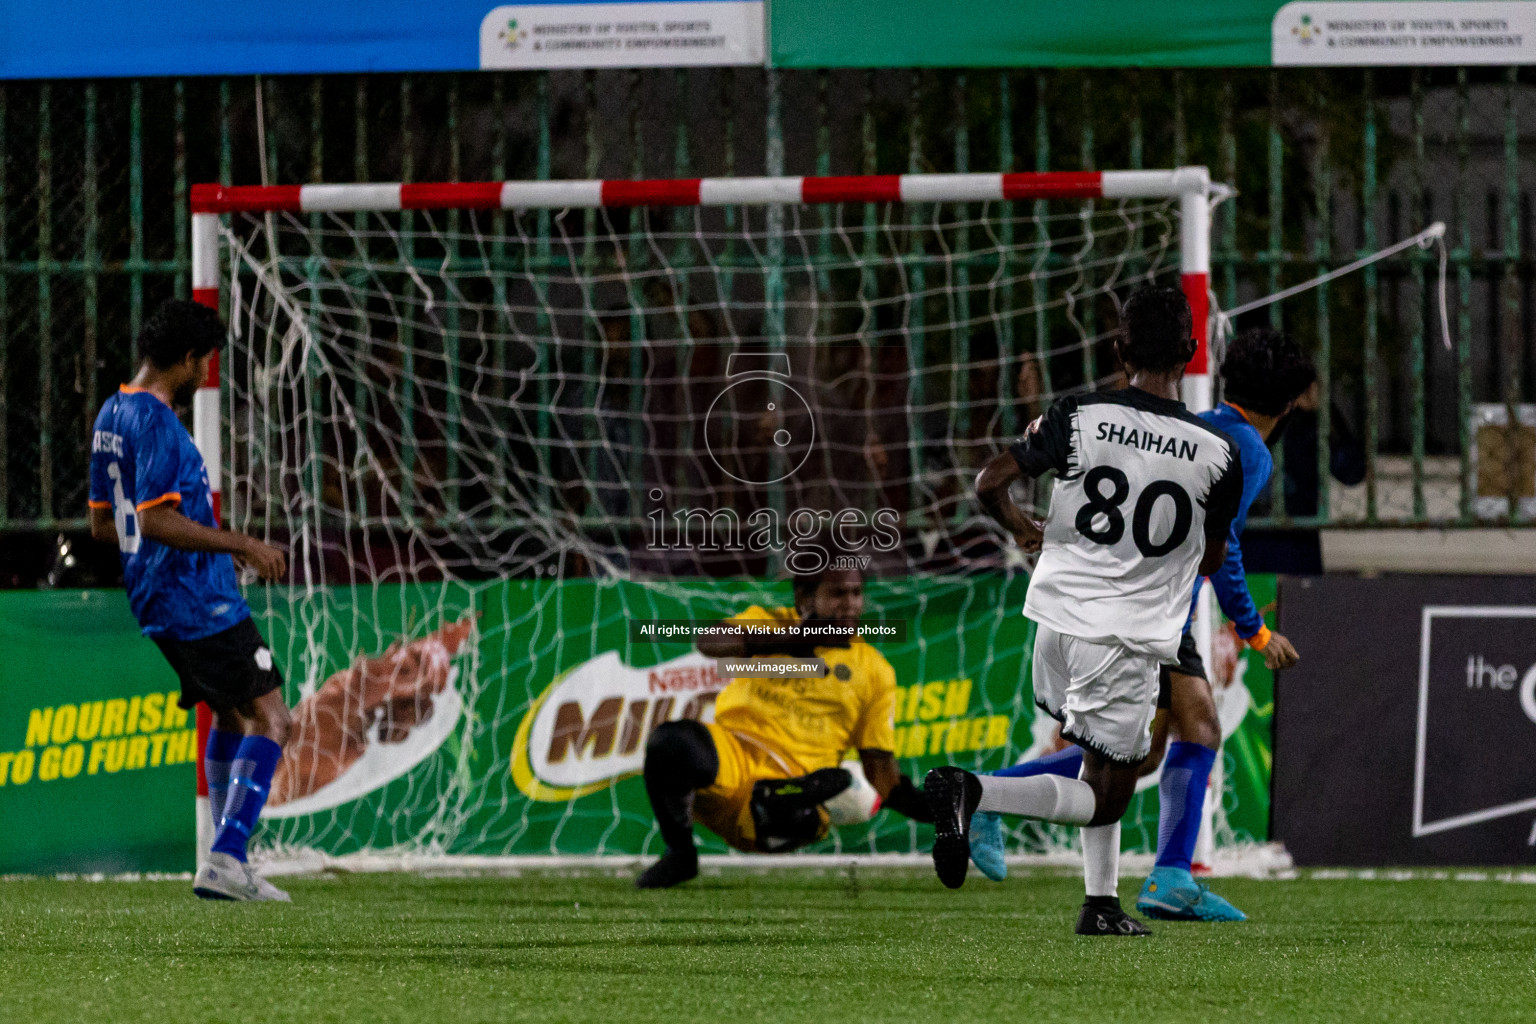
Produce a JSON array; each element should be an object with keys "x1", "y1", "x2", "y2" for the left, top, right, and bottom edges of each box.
[{"x1": 1031, "y1": 625, "x2": 1160, "y2": 765}]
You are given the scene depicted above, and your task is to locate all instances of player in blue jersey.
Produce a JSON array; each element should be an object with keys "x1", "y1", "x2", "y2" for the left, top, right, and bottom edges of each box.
[
  {"x1": 967, "y1": 326, "x2": 1313, "y2": 922},
  {"x1": 88, "y1": 300, "x2": 293, "y2": 902}
]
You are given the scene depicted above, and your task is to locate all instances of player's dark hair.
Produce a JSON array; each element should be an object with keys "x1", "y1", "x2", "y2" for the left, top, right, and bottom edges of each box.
[
  {"x1": 790, "y1": 563, "x2": 865, "y2": 609},
  {"x1": 1118, "y1": 285, "x2": 1194, "y2": 372},
  {"x1": 137, "y1": 299, "x2": 226, "y2": 370},
  {"x1": 1220, "y1": 326, "x2": 1317, "y2": 416}
]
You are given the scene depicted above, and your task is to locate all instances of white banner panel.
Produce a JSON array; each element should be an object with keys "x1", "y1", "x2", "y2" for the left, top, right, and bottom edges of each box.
[
  {"x1": 1274, "y1": 1, "x2": 1536, "y2": 65},
  {"x1": 481, "y1": 2, "x2": 764, "y2": 68}
]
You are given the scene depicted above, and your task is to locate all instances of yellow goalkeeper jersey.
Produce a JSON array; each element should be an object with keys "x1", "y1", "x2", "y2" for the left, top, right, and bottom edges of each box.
[{"x1": 711, "y1": 605, "x2": 897, "y2": 774}]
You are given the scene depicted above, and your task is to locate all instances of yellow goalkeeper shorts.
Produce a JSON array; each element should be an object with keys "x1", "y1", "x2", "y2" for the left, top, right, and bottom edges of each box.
[{"x1": 693, "y1": 723, "x2": 829, "y2": 853}]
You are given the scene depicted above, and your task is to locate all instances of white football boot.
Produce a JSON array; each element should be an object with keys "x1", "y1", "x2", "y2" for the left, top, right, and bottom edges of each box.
[
  {"x1": 248, "y1": 868, "x2": 293, "y2": 902},
  {"x1": 193, "y1": 851, "x2": 261, "y2": 901}
]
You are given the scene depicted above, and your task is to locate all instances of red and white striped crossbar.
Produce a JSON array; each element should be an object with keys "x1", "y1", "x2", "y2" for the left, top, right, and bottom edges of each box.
[
  {"x1": 189, "y1": 165, "x2": 1214, "y2": 379},
  {"x1": 190, "y1": 168, "x2": 1212, "y2": 214}
]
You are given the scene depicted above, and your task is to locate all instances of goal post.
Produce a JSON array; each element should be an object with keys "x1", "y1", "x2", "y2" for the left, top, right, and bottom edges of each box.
[
  {"x1": 187, "y1": 167, "x2": 1228, "y2": 866},
  {"x1": 190, "y1": 211, "x2": 223, "y2": 866}
]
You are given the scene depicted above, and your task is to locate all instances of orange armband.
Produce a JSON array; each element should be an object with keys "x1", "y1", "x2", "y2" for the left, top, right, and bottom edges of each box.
[{"x1": 1245, "y1": 625, "x2": 1272, "y2": 651}]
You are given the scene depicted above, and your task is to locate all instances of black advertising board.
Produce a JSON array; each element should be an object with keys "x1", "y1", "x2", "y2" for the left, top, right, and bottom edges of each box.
[{"x1": 1275, "y1": 575, "x2": 1536, "y2": 865}]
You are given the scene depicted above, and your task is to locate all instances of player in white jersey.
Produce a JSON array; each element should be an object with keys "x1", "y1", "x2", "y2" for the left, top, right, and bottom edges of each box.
[{"x1": 925, "y1": 284, "x2": 1243, "y2": 936}]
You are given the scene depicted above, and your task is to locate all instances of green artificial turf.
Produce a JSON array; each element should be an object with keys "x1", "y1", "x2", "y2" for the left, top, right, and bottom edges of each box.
[{"x1": 2, "y1": 868, "x2": 1533, "y2": 1024}]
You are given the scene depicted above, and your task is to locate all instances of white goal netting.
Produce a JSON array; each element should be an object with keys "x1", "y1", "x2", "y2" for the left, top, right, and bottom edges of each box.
[{"x1": 213, "y1": 193, "x2": 1255, "y2": 860}]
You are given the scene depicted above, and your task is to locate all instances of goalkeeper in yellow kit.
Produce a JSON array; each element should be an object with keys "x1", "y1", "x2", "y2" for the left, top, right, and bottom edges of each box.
[{"x1": 636, "y1": 566, "x2": 933, "y2": 888}]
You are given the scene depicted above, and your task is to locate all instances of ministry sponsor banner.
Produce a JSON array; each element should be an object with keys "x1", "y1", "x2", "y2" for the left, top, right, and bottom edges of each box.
[
  {"x1": 1273, "y1": 2, "x2": 1536, "y2": 65},
  {"x1": 480, "y1": 2, "x2": 764, "y2": 69},
  {"x1": 1275, "y1": 575, "x2": 1536, "y2": 866},
  {"x1": 0, "y1": 591, "x2": 197, "y2": 875}
]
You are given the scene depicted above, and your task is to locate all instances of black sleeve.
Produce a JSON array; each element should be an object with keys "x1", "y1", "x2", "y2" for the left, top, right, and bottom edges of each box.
[
  {"x1": 1204, "y1": 444, "x2": 1245, "y2": 540},
  {"x1": 1008, "y1": 397, "x2": 1076, "y2": 480}
]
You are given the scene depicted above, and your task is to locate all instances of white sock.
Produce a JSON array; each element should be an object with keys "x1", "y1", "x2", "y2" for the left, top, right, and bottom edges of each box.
[
  {"x1": 1082, "y1": 822, "x2": 1121, "y2": 898},
  {"x1": 977, "y1": 774, "x2": 1096, "y2": 825}
]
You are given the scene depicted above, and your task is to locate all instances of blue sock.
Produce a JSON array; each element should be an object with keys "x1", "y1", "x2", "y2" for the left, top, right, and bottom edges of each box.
[
  {"x1": 211, "y1": 735, "x2": 283, "y2": 863},
  {"x1": 1154, "y1": 741, "x2": 1217, "y2": 872},
  {"x1": 203, "y1": 729, "x2": 242, "y2": 826},
  {"x1": 990, "y1": 745, "x2": 1084, "y2": 780}
]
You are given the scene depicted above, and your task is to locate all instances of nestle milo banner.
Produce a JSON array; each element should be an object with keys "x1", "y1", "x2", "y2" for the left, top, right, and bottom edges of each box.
[
  {"x1": 0, "y1": 591, "x2": 199, "y2": 874},
  {"x1": 3, "y1": 575, "x2": 1279, "y2": 870}
]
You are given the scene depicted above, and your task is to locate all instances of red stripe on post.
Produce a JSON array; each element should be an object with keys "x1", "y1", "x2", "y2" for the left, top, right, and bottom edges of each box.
[
  {"x1": 1182, "y1": 272, "x2": 1210, "y2": 374},
  {"x1": 601, "y1": 178, "x2": 702, "y2": 206},
  {"x1": 192, "y1": 287, "x2": 219, "y2": 310},
  {"x1": 401, "y1": 181, "x2": 505, "y2": 210},
  {"x1": 1001, "y1": 172, "x2": 1103, "y2": 201},
  {"x1": 190, "y1": 183, "x2": 303, "y2": 214},
  {"x1": 802, "y1": 175, "x2": 902, "y2": 204},
  {"x1": 196, "y1": 704, "x2": 211, "y2": 797}
]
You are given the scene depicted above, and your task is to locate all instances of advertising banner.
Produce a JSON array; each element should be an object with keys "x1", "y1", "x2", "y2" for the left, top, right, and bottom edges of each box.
[
  {"x1": 1271, "y1": 2, "x2": 1536, "y2": 66},
  {"x1": 4, "y1": 574, "x2": 1278, "y2": 870},
  {"x1": 0, "y1": 0, "x2": 763, "y2": 80},
  {"x1": 480, "y1": 2, "x2": 763, "y2": 69},
  {"x1": 256, "y1": 573, "x2": 1278, "y2": 859},
  {"x1": 769, "y1": 0, "x2": 1536, "y2": 68},
  {"x1": 0, "y1": 591, "x2": 197, "y2": 875},
  {"x1": 6, "y1": 0, "x2": 1531, "y2": 78},
  {"x1": 1275, "y1": 574, "x2": 1536, "y2": 865}
]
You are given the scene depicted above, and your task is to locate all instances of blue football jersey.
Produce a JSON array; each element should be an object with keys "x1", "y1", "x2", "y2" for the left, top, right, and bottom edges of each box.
[
  {"x1": 89, "y1": 386, "x2": 249, "y2": 641},
  {"x1": 1182, "y1": 402, "x2": 1272, "y2": 641}
]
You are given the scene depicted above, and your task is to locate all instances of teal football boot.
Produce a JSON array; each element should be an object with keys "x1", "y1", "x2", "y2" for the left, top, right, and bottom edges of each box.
[
  {"x1": 1189, "y1": 885, "x2": 1247, "y2": 922},
  {"x1": 1136, "y1": 865, "x2": 1247, "y2": 922},
  {"x1": 968, "y1": 810, "x2": 1008, "y2": 881}
]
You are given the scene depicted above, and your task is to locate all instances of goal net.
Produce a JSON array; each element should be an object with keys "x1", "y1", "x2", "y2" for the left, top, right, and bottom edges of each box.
[{"x1": 189, "y1": 170, "x2": 1266, "y2": 864}]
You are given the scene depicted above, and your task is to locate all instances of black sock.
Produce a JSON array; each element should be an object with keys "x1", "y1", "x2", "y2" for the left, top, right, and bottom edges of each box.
[
  {"x1": 1085, "y1": 895, "x2": 1123, "y2": 912},
  {"x1": 642, "y1": 721, "x2": 719, "y2": 855}
]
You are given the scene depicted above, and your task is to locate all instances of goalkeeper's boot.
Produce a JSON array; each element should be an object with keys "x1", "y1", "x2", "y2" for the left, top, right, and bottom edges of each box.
[
  {"x1": 193, "y1": 851, "x2": 262, "y2": 901},
  {"x1": 1075, "y1": 897, "x2": 1152, "y2": 937},
  {"x1": 968, "y1": 811, "x2": 1008, "y2": 882},
  {"x1": 636, "y1": 846, "x2": 699, "y2": 890},
  {"x1": 925, "y1": 766, "x2": 981, "y2": 890}
]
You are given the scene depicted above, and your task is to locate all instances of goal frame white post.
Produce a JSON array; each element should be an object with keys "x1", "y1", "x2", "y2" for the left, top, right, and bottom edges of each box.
[{"x1": 187, "y1": 166, "x2": 1218, "y2": 863}]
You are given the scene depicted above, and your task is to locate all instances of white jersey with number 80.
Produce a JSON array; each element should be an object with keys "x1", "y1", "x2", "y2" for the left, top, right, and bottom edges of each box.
[{"x1": 1011, "y1": 388, "x2": 1243, "y2": 662}]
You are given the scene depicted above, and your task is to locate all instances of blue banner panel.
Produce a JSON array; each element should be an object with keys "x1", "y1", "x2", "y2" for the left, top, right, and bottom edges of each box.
[
  {"x1": 0, "y1": 0, "x2": 479, "y2": 79},
  {"x1": 0, "y1": 0, "x2": 760, "y2": 80}
]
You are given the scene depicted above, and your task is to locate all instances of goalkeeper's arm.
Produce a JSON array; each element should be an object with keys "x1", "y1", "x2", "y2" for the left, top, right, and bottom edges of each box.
[{"x1": 858, "y1": 748, "x2": 933, "y2": 823}]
